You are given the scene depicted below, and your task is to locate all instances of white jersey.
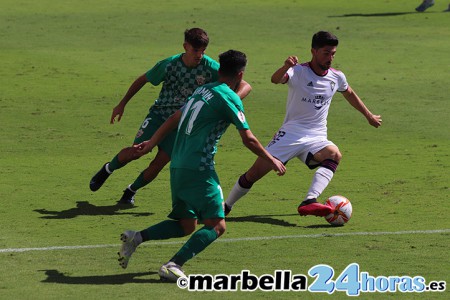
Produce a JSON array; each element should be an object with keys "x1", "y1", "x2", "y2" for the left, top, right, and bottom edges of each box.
[{"x1": 282, "y1": 62, "x2": 348, "y2": 136}]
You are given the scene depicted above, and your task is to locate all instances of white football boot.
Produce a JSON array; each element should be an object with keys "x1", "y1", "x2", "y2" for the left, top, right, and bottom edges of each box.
[
  {"x1": 158, "y1": 262, "x2": 187, "y2": 282},
  {"x1": 118, "y1": 230, "x2": 141, "y2": 269}
]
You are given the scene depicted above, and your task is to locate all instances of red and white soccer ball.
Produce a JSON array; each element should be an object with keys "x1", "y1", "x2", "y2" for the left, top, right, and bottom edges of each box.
[{"x1": 325, "y1": 195, "x2": 353, "y2": 226}]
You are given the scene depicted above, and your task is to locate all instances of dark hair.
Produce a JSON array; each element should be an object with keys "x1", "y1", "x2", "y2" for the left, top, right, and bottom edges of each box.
[
  {"x1": 184, "y1": 28, "x2": 209, "y2": 48},
  {"x1": 311, "y1": 31, "x2": 339, "y2": 49},
  {"x1": 218, "y1": 50, "x2": 247, "y2": 77}
]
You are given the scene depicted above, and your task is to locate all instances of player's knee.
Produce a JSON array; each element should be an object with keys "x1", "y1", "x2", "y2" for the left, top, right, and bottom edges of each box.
[
  {"x1": 215, "y1": 222, "x2": 226, "y2": 237},
  {"x1": 333, "y1": 151, "x2": 342, "y2": 162},
  {"x1": 204, "y1": 219, "x2": 226, "y2": 237},
  {"x1": 182, "y1": 224, "x2": 196, "y2": 236},
  {"x1": 327, "y1": 149, "x2": 342, "y2": 163},
  {"x1": 179, "y1": 219, "x2": 197, "y2": 235}
]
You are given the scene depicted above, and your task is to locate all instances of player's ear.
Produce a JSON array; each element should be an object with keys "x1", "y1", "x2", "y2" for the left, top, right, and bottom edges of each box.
[{"x1": 237, "y1": 71, "x2": 244, "y2": 81}]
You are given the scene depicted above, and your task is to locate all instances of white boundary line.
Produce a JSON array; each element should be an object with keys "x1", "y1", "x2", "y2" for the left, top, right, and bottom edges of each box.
[{"x1": 1, "y1": 229, "x2": 449, "y2": 254}]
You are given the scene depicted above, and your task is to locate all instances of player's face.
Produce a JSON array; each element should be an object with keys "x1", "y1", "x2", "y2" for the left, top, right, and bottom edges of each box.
[
  {"x1": 312, "y1": 45, "x2": 337, "y2": 71},
  {"x1": 183, "y1": 42, "x2": 206, "y2": 67}
]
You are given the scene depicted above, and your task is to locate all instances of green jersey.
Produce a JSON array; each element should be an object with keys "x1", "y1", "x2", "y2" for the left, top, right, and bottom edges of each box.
[
  {"x1": 145, "y1": 54, "x2": 219, "y2": 120},
  {"x1": 171, "y1": 82, "x2": 250, "y2": 171}
]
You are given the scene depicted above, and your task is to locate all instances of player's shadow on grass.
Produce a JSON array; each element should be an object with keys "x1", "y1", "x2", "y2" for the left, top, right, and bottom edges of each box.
[
  {"x1": 226, "y1": 214, "x2": 299, "y2": 227},
  {"x1": 304, "y1": 224, "x2": 335, "y2": 229},
  {"x1": 329, "y1": 11, "x2": 419, "y2": 17},
  {"x1": 40, "y1": 269, "x2": 167, "y2": 284},
  {"x1": 34, "y1": 201, "x2": 153, "y2": 219}
]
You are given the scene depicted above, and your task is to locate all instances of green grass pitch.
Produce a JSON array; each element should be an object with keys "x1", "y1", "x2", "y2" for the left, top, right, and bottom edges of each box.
[{"x1": 0, "y1": 0, "x2": 449, "y2": 299}]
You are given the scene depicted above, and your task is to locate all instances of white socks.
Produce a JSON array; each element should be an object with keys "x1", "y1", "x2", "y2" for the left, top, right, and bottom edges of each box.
[
  {"x1": 305, "y1": 167, "x2": 334, "y2": 201},
  {"x1": 225, "y1": 180, "x2": 251, "y2": 208},
  {"x1": 226, "y1": 166, "x2": 334, "y2": 207}
]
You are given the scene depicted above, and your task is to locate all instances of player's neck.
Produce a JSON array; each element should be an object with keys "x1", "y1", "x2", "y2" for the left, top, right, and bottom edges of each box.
[
  {"x1": 219, "y1": 77, "x2": 240, "y2": 92},
  {"x1": 309, "y1": 61, "x2": 328, "y2": 76},
  {"x1": 182, "y1": 53, "x2": 200, "y2": 68}
]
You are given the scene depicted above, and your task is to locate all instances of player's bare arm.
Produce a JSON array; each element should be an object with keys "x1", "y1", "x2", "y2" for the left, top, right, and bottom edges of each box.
[
  {"x1": 342, "y1": 86, "x2": 382, "y2": 128},
  {"x1": 238, "y1": 129, "x2": 286, "y2": 176},
  {"x1": 110, "y1": 74, "x2": 148, "y2": 124},
  {"x1": 271, "y1": 56, "x2": 298, "y2": 84},
  {"x1": 235, "y1": 80, "x2": 252, "y2": 100}
]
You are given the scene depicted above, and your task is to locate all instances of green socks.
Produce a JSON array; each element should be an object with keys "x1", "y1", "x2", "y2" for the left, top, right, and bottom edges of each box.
[
  {"x1": 170, "y1": 226, "x2": 218, "y2": 266},
  {"x1": 108, "y1": 155, "x2": 126, "y2": 172},
  {"x1": 108, "y1": 158, "x2": 149, "y2": 191},
  {"x1": 140, "y1": 220, "x2": 185, "y2": 241},
  {"x1": 140, "y1": 222, "x2": 219, "y2": 267},
  {"x1": 130, "y1": 172, "x2": 147, "y2": 191}
]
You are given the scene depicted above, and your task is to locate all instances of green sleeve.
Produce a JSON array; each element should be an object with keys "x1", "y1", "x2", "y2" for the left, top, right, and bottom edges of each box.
[
  {"x1": 145, "y1": 54, "x2": 180, "y2": 86},
  {"x1": 222, "y1": 93, "x2": 250, "y2": 130},
  {"x1": 203, "y1": 54, "x2": 220, "y2": 81}
]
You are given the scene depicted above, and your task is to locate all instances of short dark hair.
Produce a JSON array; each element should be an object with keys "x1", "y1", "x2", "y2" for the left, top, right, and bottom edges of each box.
[
  {"x1": 218, "y1": 50, "x2": 247, "y2": 77},
  {"x1": 311, "y1": 31, "x2": 339, "y2": 49},
  {"x1": 184, "y1": 28, "x2": 209, "y2": 48}
]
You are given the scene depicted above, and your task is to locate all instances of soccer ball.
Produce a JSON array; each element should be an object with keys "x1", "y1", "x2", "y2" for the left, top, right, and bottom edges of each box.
[{"x1": 325, "y1": 195, "x2": 352, "y2": 226}]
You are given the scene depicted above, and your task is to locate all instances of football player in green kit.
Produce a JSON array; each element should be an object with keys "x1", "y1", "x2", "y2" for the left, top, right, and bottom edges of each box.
[
  {"x1": 117, "y1": 50, "x2": 286, "y2": 282},
  {"x1": 89, "y1": 28, "x2": 252, "y2": 205}
]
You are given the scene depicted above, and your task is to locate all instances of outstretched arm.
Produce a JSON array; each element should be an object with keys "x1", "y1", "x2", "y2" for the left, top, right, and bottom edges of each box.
[
  {"x1": 111, "y1": 74, "x2": 148, "y2": 124},
  {"x1": 342, "y1": 86, "x2": 382, "y2": 128},
  {"x1": 239, "y1": 129, "x2": 286, "y2": 175}
]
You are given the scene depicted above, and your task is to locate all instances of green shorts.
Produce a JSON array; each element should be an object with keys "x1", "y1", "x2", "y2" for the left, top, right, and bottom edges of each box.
[
  {"x1": 133, "y1": 110, "x2": 177, "y2": 156},
  {"x1": 169, "y1": 168, "x2": 225, "y2": 221}
]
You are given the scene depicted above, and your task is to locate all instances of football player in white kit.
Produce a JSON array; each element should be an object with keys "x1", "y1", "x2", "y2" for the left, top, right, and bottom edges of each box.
[{"x1": 225, "y1": 31, "x2": 382, "y2": 217}]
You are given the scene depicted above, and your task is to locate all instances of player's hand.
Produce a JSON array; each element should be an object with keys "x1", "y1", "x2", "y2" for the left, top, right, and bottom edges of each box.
[
  {"x1": 272, "y1": 159, "x2": 286, "y2": 176},
  {"x1": 133, "y1": 140, "x2": 153, "y2": 155},
  {"x1": 110, "y1": 104, "x2": 125, "y2": 124},
  {"x1": 368, "y1": 114, "x2": 382, "y2": 128},
  {"x1": 285, "y1": 56, "x2": 298, "y2": 68}
]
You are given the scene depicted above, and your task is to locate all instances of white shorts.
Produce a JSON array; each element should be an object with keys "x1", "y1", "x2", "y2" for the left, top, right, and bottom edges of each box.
[{"x1": 266, "y1": 129, "x2": 335, "y2": 169}]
